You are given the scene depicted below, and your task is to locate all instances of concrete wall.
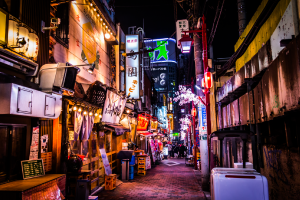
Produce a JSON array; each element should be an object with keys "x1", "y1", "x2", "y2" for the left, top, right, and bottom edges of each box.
[{"x1": 260, "y1": 145, "x2": 300, "y2": 200}]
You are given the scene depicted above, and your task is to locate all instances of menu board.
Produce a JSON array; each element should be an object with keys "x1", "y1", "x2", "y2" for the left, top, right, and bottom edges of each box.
[{"x1": 21, "y1": 159, "x2": 45, "y2": 179}]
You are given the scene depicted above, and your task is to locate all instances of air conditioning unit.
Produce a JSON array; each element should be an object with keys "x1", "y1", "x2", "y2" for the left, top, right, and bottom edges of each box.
[{"x1": 39, "y1": 63, "x2": 78, "y2": 94}]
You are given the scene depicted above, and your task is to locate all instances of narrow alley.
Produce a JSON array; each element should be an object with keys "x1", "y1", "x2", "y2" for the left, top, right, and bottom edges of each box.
[{"x1": 99, "y1": 158, "x2": 206, "y2": 200}]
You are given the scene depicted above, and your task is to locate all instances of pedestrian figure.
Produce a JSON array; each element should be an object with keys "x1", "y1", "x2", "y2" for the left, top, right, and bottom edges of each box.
[
  {"x1": 179, "y1": 144, "x2": 185, "y2": 158},
  {"x1": 174, "y1": 143, "x2": 179, "y2": 158},
  {"x1": 168, "y1": 143, "x2": 172, "y2": 158}
]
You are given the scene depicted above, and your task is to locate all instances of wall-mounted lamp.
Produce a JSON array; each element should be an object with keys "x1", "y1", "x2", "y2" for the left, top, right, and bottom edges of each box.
[{"x1": 87, "y1": 63, "x2": 96, "y2": 74}]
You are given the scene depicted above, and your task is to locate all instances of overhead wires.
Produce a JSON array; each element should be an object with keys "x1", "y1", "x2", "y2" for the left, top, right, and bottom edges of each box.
[{"x1": 208, "y1": 0, "x2": 225, "y2": 47}]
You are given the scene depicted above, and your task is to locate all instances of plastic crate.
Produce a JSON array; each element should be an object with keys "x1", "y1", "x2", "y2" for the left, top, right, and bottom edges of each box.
[
  {"x1": 137, "y1": 157, "x2": 146, "y2": 161},
  {"x1": 138, "y1": 166, "x2": 146, "y2": 171},
  {"x1": 137, "y1": 170, "x2": 146, "y2": 176},
  {"x1": 138, "y1": 161, "x2": 145, "y2": 166}
]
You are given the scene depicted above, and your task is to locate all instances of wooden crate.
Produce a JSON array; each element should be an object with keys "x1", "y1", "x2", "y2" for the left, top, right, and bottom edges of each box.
[
  {"x1": 41, "y1": 152, "x2": 52, "y2": 172},
  {"x1": 105, "y1": 174, "x2": 117, "y2": 190}
]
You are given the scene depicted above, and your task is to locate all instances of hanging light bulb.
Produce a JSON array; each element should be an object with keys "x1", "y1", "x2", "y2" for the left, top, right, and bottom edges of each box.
[
  {"x1": 127, "y1": 110, "x2": 130, "y2": 113},
  {"x1": 95, "y1": 113, "x2": 98, "y2": 117},
  {"x1": 106, "y1": 26, "x2": 108, "y2": 29},
  {"x1": 97, "y1": 14, "x2": 99, "y2": 17},
  {"x1": 78, "y1": 107, "x2": 82, "y2": 112},
  {"x1": 83, "y1": 110, "x2": 87, "y2": 115},
  {"x1": 100, "y1": 18, "x2": 103, "y2": 21},
  {"x1": 94, "y1": 8, "x2": 96, "y2": 11},
  {"x1": 89, "y1": 111, "x2": 93, "y2": 116},
  {"x1": 73, "y1": 105, "x2": 77, "y2": 111},
  {"x1": 103, "y1": 22, "x2": 105, "y2": 26},
  {"x1": 105, "y1": 32, "x2": 110, "y2": 39},
  {"x1": 100, "y1": 115, "x2": 102, "y2": 118},
  {"x1": 90, "y1": 3, "x2": 93, "y2": 6}
]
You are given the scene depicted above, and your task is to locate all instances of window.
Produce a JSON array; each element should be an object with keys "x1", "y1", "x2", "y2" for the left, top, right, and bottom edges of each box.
[{"x1": 0, "y1": 125, "x2": 26, "y2": 184}]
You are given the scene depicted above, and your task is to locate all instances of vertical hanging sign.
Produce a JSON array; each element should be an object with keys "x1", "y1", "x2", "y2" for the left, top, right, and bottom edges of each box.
[
  {"x1": 125, "y1": 35, "x2": 140, "y2": 99},
  {"x1": 199, "y1": 103, "x2": 207, "y2": 140}
]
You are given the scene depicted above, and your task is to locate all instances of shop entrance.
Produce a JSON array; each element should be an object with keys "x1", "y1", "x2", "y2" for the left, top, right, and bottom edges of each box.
[{"x1": 0, "y1": 125, "x2": 26, "y2": 184}]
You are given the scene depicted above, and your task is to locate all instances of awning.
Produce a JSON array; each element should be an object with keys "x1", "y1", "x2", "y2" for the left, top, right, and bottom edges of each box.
[
  {"x1": 104, "y1": 123, "x2": 130, "y2": 136},
  {"x1": 137, "y1": 131, "x2": 153, "y2": 137}
]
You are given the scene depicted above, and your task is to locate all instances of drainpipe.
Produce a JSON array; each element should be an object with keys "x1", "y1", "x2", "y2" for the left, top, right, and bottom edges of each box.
[{"x1": 237, "y1": 0, "x2": 247, "y2": 36}]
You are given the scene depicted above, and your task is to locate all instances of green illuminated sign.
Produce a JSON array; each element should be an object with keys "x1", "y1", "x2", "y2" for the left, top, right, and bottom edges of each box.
[
  {"x1": 156, "y1": 41, "x2": 168, "y2": 60},
  {"x1": 173, "y1": 132, "x2": 179, "y2": 137}
]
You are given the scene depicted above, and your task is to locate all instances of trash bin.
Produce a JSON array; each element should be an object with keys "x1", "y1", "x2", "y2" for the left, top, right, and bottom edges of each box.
[
  {"x1": 121, "y1": 159, "x2": 130, "y2": 181},
  {"x1": 75, "y1": 179, "x2": 89, "y2": 200}
]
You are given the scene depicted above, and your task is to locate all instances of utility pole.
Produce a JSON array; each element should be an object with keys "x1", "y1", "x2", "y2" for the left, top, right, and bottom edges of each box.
[{"x1": 192, "y1": 0, "x2": 210, "y2": 191}]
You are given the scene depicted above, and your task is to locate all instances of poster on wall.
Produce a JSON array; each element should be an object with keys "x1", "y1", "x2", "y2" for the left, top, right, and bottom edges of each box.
[
  {"x1": 29, "y1": 127, "x2": 39, "y2": 160},
  {"x1": 102, "y1": 90, "x2": 126, "y2": 124},
  {"x1": 125, "y1": 35, "x2": 139, "y2": 99}
]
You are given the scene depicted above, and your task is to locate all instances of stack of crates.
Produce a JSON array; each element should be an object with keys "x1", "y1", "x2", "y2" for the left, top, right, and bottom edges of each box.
[
  {"x1": 105, "y1": 174, "x2": 117, "y2": 190},
  {"x1": 137, "y1": 156, "x2": 146, "y2": 176},
  {"x1": 129, "y1": 155, "x2": 135, "y2": 180}
]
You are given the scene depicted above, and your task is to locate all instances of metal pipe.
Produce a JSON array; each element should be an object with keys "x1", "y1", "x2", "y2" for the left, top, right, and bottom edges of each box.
[{"x1": 237, "y1": 0, "x2": 247, "y2": 36}]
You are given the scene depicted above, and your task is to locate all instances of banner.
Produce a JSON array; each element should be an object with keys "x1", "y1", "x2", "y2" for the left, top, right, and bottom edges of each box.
[{"x1": 102, "y1": 90, "x2": 126, "y2": 124}]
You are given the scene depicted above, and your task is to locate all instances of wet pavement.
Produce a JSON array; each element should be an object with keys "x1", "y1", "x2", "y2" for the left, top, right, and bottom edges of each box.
[{"x1": 98, "y1": 158, "x2": 206, "y2": 200}]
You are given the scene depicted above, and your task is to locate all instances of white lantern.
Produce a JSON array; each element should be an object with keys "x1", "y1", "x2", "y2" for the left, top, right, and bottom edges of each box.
[
  {"x1": 17, "y1": 25, "x2": 29, "y2": 54},
  {"x1": 7, "y1": 20, "x2": 18, "y2": 48},
  {"x1": 25, "y1": 32, "x2": 39, "y2": 60}
]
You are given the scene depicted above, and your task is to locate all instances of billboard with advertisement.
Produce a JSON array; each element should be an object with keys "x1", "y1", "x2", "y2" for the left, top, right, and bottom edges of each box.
[
  {"x1": 125, "y1": 35, "x2": 139, "y2": 99},
  {"x1": 151, "y1": 66, "x2": 168, "y2": 91},
  {"x1": 68, "y1": 3, "x2": 115, "y2": 85},
  {"x1": 144, "y1": 38, "x2": 176, "y2": 63}
]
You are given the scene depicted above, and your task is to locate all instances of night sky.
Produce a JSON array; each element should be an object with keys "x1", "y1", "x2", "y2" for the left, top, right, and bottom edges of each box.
[{"x1": 114, "y1": 0, "x2": 262, "y2": 59}]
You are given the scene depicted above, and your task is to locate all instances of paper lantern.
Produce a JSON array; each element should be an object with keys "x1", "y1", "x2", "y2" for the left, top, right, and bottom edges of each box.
[{"x1": 25, "y1": 32, "x2": 39, "y2": 60}]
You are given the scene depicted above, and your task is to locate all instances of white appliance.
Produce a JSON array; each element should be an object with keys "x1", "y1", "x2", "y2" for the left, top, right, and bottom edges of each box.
[
  {"x1": 234, "y1": 162, "x2": 254, "y2": 169},
  {"x1": 211, "y1": 167, "x2": 268, "y2": 200}
]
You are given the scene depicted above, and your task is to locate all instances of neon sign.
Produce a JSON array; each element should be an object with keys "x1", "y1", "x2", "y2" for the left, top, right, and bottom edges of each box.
[{"x1": 144, "y1": 38, "x2": 176, "y2": 64}]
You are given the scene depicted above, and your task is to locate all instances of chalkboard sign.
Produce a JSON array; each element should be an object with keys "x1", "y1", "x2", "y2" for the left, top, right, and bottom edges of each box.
[{"x1": 21, "y1": 159, "x2": 45, "y2": 180}]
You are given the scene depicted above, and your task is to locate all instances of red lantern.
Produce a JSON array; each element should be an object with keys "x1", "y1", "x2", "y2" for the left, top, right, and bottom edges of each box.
[
  {"x1": 201, "y1": 78, "x2": 206, "y2": 93},
  {"x1": 191, "y1": 107, "x2": 197, "y2": 117},
  {"x1": 204, "y1": 72, "x2": 213, "y2": 89}
]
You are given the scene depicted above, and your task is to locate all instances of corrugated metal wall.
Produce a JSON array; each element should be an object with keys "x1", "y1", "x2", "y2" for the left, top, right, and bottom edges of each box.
[{"x1": 20, "y1": 0, "x2": 50, "y2": 68}]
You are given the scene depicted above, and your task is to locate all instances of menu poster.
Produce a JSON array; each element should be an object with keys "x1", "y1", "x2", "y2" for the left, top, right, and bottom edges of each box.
[
  {"x1": 99, "y1": 148, "x2": 112, "y2": 175},
  {"x1": 21, "y1": 159, "x2": 45, "y2": 179},
  {"x1": 29, "y1": 127, "x2": 39, "y2": 160}
]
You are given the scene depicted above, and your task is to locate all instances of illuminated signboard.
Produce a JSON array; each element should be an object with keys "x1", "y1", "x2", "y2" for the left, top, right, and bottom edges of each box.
[
  {"x1": 144, "y1": 38, "x2": 176, "y2": 64},
  {"x1": 167, "y1": 114, "x2": 174, "y2": 131},
  {"x1": 157, "y1": 106, "x2": 168, "y2": 129},
  {"x1": 151, "y1": 66, "x2": 168, "y2": 91},
  {"x1": 172, "y1": 132, "x2": 179, "y2": 137},
  {"x1": 137, "y1": 114, "x2": 149, "y2": 131},
  {"x1": 125, "y1": 35, "x2": 140, "y2": 99}
]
